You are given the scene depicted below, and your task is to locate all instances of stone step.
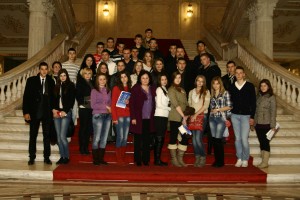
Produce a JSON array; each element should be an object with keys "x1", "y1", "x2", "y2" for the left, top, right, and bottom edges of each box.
[
  {"x1": 249, "y1": 128, "x2": 300, "y2": 137},
  {"x1": 0, "y1": 123, "x2": 42, "y2": 132},
  {"x1": 249, "y1": 137, "x2": 300, "y2": 145},
  {"x1": 0, "y1": 131, "x2": 46, "y2": 142},
  {"x1": 0, "y1": 140, "x2": 59, "y2": 151},
  {"x1": 250, "y1": 145, "x2": 300, "y2": 154},
  {"x1": 252, "y1": 154, "x2": 300, "y2": 166},
  {"x1": 15, "y1": 110, "x2": 23, "y2": 117},
  {"x1": 0, "y1": 149, "x2": 60, "y2": 162},
  {"x1": 276, "y1": 114, "x2": 295, "y2": 121},
  {"x1": 5, "y1": 116, "x2": 27, "y2": 124}
]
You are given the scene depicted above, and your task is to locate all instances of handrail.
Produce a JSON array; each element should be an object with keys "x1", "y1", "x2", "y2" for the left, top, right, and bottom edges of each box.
[
  {"x1": 234, "y1": 38, "x2": 300, "y2": 109},
  {"x1": 0, "y1": 33, "x2": 68, "y2": 114},
  {"x1": 71, "y1": 21, "x2": 94, "y2": 57}
]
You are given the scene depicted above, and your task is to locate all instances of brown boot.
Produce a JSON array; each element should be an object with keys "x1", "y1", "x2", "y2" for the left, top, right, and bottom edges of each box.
[
  {"x1": 168, "y1": 144, "x2": 181, "y2": 167},
  {"x1": 258, "y1": 151, "x2": 270, "y2": 169},
  {"x1": 177, "y1": 144, "x2": 187, "y2": 167}
]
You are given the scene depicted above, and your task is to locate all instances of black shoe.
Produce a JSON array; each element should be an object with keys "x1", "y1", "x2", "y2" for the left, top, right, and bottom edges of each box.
[
  {"x1": 44, "y1": 158, "x2": 52, "y2": 165},
  {"x1": 143, "y1": 162, "x2": 149, "y2": 166},
  {"x1": 63, "y1": 158, "x2": 69, "y2": 164},
  {"x1": 28, "y1": 159, "x2": 35, "y2": 165},
  {"x1": 154, "y1": 160, "x2": 168, "y2": 166},
  {"x1": 136, "y1": 162, "x2": 142, "y2": 166},
  {"x1": 56, "y1": 157, "x2": 64, "y2": 165},
  {"x1": 84, "y1": 149, "x2": 90, "y2": 155},
  {"x1": 213, "y1": 163, "x2": 224, "y2": 168}
]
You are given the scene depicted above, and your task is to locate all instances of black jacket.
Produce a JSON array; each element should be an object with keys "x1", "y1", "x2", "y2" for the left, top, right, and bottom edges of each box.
[
  {"x1": 22, "y1": 74, "x2": 55, "y2": 119},
  {"x1": 76, "y1": 77, "x2": 94, "y2": 106},
  {"x1": 52, "y1": 82, "x2": 76, "y2": 113},
  {"x1": 197, "y1": 62, "x2": 221, "y2": 90}
]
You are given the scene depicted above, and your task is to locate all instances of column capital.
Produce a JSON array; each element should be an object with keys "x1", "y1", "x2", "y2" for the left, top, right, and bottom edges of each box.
[
  {"x1": 45, "y1": 1, "x2": 55, "y2": 17},
  {"x1": 27, "y1": 0, "x2": 48, "y2": 13},
  {"x1": 247, "y1": 3, "x2": 257, "y2": 21},
  {"x1": 256, "y1": 0, "x2": 278, "y2": 18}
]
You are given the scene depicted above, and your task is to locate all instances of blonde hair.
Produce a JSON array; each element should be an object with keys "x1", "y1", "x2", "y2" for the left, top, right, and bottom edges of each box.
[
  {"x1": 211, "y1": 76, "x2": 225, "y2": 97},
  {"x1": 80, "y1": 67, "x2": 93, "y2": 78}
]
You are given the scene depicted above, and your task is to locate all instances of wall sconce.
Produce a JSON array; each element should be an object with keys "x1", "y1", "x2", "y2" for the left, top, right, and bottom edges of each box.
[
  {"x1": 103, "y1": 1, "x2": 109, "y2": 16},
  {"x1": 187, "y1": 2, "x2": 193, "y2": 17}
]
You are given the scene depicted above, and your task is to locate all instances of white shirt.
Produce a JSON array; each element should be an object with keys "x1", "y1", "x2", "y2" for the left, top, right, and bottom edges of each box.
[
  {"x1": 235, "y1": 80, "x2": 246, "y2": 90},
  {"x1": 97, "y1": 59, "x2": 117, "y2": 75},
  {"x1": 154, "y1": 86, "x2": 171, "y2": 117},
  {"x1": 188, "y1": 88, "x2": 211, "y2": 114}
]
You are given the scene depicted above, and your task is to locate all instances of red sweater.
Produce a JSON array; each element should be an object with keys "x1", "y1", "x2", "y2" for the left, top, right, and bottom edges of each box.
[{"x1": 111, "y1": 86, "x2": 130, "y2": 121}]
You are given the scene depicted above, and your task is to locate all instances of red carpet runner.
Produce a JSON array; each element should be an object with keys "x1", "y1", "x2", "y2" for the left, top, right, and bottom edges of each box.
[{"x1": 53, "y1": 124, "x2": 266, "y2": 183}]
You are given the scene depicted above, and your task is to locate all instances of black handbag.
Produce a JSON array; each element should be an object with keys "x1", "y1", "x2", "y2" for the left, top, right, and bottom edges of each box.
[{"x1": 67, "y1": 119, "x2": 75, "y2": 138}]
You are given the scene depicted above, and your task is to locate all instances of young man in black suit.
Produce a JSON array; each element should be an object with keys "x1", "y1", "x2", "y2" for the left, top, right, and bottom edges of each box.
[{"x1": 23, "y1": 62, "x2": 55, "y2": 165}]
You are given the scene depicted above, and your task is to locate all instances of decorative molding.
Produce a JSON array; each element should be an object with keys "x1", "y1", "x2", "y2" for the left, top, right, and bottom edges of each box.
[
  {"x1": 0, "y1": 4, "x2": 28, "y2": 12},
  {"x1": 274, "y1": 20, "x2": 297, "y2": 38},
  {"x1": 0, "y1": 33, "x2": 27, "y2": 46},
  {"x1": 1, "y1": 15, "x2": 25, "y2": 33},
  {"x1": 274, "y1": 10, "x2": 300, "y2": 18}
]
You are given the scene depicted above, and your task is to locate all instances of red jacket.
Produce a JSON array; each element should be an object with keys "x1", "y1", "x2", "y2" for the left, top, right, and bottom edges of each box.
[{"x1": 111, "y1": 86, "x2": 130, "y2": 121}]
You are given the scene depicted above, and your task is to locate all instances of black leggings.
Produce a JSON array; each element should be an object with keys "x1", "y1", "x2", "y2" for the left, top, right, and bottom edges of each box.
[
  {"x1": 169, "y1": 121, "x2": 189, "y2": 146},
  {"x1": 154, "y1": 116, "x2": 168, "y2": 137},
  {"x1": 255, "y1": 127, "x2": 270, "y2": 152}
]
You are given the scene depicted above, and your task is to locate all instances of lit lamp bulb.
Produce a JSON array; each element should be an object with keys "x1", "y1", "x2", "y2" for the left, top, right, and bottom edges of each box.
[
  {"x1": 187, "y1": 3, "x2": 193, "y2": 17},
  {"x1": 103, "y1": 1, "x2": 109, "y2": 16}
]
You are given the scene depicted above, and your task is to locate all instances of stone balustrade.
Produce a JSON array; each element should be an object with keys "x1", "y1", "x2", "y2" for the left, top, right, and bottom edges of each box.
[
  {"x1": 0, "y1": 34, "x2": 68, "y2": 116},
  {"x1": 234, "y1": 38, "x2": 300, "y2": 111}
]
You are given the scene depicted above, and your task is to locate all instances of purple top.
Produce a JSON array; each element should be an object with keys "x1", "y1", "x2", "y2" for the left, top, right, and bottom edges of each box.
[
  {"x1": 129, "y1": 84, "x2": 156, "y2": 134},
  {"x1": 91, "y1": 88, "x2": 111, "y2": 115},
  {"x1": 142, "y1": 89, "x2": 152, "y2": 119}
]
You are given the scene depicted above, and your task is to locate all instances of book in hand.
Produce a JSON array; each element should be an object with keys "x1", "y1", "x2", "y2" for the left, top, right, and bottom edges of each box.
[
  {"x1": 266, "y1": 122, "x2": 280, "y2": 140},
  {"x1": 116, "y1": 91, "x2": 131, "y2": 108},
  {"x1": 178, "y1": 125, "x2": 192, "y2": 135}
]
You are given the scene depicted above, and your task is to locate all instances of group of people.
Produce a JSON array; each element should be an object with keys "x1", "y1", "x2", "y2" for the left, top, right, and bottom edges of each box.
[{"x1": 23, "y1": 28, "x2": 276, "y2": 169}]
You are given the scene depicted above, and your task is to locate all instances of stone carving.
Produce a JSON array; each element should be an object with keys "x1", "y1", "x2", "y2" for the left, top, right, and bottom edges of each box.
[
  {"x1": 0, "y1": 5, "x2": 28, "y2": 13},
  {"x1": 1, "y1": 15, "x2": 25, "y2": 33},
  {"x1": 274, "y1": 20, "x2": 296, "y2": 38},
  {"x1": 246, "y1": 3, "x2": 257, "y2": 21},
  {"x1": 274, "y1": 10, "x2": 300, "y2": 18}
]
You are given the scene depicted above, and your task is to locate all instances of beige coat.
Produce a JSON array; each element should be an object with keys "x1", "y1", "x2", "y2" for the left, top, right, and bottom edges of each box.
[
  {"x1": 168, "y1": 86, "x2": 188, "y2": 122},
  {"x1": 254, "y1": 94, "x2": 277, "y2": 128}
]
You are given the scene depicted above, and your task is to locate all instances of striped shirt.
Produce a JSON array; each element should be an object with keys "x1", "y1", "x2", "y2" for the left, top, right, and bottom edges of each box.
[{"x1": 62, "y1": 61, "x2": 80, "y2": 84}]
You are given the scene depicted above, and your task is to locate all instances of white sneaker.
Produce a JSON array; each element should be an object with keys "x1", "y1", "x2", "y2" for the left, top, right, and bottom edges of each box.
[
  {"x1": 235, "y1": 159, "x2": 242, "y2": 167},
  {"x1": 241, "y1": 160, "x2": 248, "y2": 167}
]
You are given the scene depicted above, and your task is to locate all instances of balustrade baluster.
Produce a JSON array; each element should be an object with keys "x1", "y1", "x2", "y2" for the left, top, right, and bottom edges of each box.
[
  {"x1": 12, "y1": 79, "x2": 17, "y2": 101},
  {"x1": 6, "y1": 82, "x2": 11, "y2": 103},
  {"x1": 281, "y1": 79, "x2": 286, "y2": 100},
  {"x1": 0, "y1": 85, "x2": 5, "y2": 105},
  {"x1": 291, "y1": 85, "x2": 297, "y2": 105},
  {"x1": 286, "y1": 82, "x2": 291, "y2": 103},
  {"x1": 277, "y1": 76, "x2": 281, "y2": 96},
  {"x1": 17, "y1": 76, "x2": 22, "y2": 98}
]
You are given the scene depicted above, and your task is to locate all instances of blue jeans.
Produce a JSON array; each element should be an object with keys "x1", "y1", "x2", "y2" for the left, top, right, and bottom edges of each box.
[
  {"x1": 191, "y1": 114, "x2": 208, "y2": 157},
  {"x1": 116, "y1": 117, "x2": 130, "y2": 147},
  {"x1": 209, "y1": 116, "x2": 226, "y2": 139},
  {"x1": 54, "y1": 111, "x2": 71, "y2": 158},
  {"x1": 231, "y1": 114, "x2": 250, "y2": 161},
  {"x1": 92, "y1": 113, "x2": 111, "y2": 149}
]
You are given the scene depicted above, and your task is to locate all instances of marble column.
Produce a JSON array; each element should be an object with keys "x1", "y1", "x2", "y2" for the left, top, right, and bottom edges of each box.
[
  {"x1": 255, "y1": 0, "x2": 278, "y2": 59},
  {"x1": 45, "y1": 2, "x2": 55, "y2": 45},
  {"x1": 247, "y1": 4, "x2": 257, "y2": 45},
  {"x1": 27, "y1": 0, "x2": 48, "y2": 59}
]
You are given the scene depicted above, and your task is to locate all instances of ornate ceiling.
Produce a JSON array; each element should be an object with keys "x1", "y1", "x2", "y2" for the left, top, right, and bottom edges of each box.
[{"x1": 0, "y1": 0, "x2": 299, "y2": 55}]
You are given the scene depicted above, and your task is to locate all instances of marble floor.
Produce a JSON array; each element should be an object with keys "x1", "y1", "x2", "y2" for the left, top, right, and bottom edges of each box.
[
  {"x1": 0, "y1": 160, "x2": 300, "y2": 199},
  {"x1": 0, "y1": 180, "x2": 300, "y2": 199}
]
